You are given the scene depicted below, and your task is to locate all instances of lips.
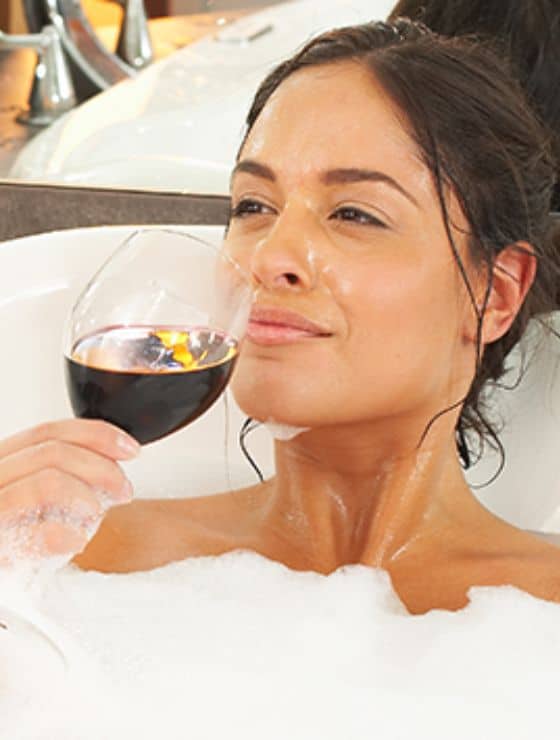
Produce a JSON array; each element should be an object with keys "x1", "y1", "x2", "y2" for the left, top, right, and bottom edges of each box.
[{"x1": 247, "y1": 305, "x2": 332, "y2": 346}]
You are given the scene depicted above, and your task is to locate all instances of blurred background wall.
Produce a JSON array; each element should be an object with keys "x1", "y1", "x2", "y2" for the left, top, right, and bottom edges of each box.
[{"x1": 0, "y1": 0, "x2": 27, "y2": 33}]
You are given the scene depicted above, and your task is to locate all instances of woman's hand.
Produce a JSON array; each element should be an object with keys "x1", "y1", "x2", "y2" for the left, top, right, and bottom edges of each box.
[{"x1": 0, "y1": 420, "x2": 139, "y2": 563}]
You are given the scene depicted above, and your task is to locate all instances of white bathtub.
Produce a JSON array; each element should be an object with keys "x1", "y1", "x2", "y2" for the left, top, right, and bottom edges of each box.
[
  {"x1": 0, "y1": 225, "x2": 559, "y2": 530},
  {"x1": 2, "y1": 226, "x2": 560, "y2": 740}
]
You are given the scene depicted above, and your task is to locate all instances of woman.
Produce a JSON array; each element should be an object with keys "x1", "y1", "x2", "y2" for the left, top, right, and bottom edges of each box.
[
  {"x1": 1, "y1": 20, "x2": 559, "y2": 614},
  {"x1": 389, "y1": 0, "x2": 560, "y2": 211}
]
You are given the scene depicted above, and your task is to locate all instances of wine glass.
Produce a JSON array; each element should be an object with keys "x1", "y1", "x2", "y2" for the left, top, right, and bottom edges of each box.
[
  {"x1": 64, "y1": 228, "x2": 252, "y2": 444},
  {"x1": 3, "y1": 229, "x2": 252, "y2": 676}
]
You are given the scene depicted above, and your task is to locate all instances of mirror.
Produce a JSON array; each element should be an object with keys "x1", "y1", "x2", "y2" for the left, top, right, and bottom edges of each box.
[{"x1": 0, "y1": 0, "x2": 397, "y2": 194}]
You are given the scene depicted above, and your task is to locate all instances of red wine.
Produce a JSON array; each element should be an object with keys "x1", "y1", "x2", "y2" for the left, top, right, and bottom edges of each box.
[{"x1": 65, "y1": 325, "x2": 238, "y2": 444}]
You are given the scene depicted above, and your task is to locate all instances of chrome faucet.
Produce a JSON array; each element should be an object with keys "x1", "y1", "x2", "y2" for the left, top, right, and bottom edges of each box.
[
  {"x1": 113, "y1": 0, "x2": 154, "y2": 70},
  {"x1": 0, "y1": 24, "x2": 76, "y2": 126},
  {"x1": 43, "y1": 0, "x2": 132, "y2": 99},
  {"x1": 15, "y1": 0, "x2": 153, "y2": 110},
  {"x1": 37, "y1": 0, "x2": 153, "y2": 100}
]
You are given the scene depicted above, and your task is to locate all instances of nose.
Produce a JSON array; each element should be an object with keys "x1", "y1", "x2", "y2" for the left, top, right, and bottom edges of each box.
[{"x1": 249, "y1": 215, "x2": 317, "y2": 293}]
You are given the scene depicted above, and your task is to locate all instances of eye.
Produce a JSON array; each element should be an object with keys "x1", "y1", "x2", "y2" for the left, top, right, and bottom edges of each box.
[
  {"x1": 330, "y1": 206, "x2": 387, "y2": 228},
  {"x1": 230, "y1": 198, "x2": 275, "y2": 219}
]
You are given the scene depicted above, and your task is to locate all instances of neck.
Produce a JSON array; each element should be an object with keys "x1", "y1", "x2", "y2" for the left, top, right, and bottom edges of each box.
[{"x1": 258, "y1": 421, "x2": 471, "y2": 573}]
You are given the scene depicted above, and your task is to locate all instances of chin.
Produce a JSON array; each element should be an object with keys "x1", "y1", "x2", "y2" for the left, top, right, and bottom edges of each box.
[
  {"x1": 232, "y1": 387, "x2": 307, "y2": 426},
  {"x1": 231, "y1": 350, "x2": 349, "y2": 427},
  {"x1": 231, "y1": 371, "x2": 316, "y2": 427}
]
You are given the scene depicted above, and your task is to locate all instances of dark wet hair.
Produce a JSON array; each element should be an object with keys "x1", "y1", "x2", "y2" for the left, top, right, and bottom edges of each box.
[
  {"x1": 389, "y1": 0, "x2": 560, "y2": 212},
  {"x1": 238, "y1": 19, "x2": 560, "y2": 471}
]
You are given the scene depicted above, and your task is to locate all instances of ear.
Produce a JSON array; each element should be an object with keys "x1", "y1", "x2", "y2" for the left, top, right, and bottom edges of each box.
[{"x1": 480, "y1": 242, "x2": 536, "y2": 345}]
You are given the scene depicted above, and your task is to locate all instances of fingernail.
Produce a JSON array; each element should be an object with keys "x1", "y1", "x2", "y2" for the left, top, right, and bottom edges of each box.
[{"x1": 117, "y1": 434, "x2": 141, "y2": 458}]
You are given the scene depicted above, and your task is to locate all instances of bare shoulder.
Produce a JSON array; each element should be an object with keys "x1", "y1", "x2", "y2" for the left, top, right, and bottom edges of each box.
[
  {"x1": 510, "y1": 529, "x2": 560, "y2": 603},
  {"x1": 73, "y1": 484, "x2": 267, "y2": 574},
  {"x1": 460, "y1": 522, "x2": 560, "y2": 605},
  {"x1": 393, "y1": 515, "x2": 560, "y2": 613}
]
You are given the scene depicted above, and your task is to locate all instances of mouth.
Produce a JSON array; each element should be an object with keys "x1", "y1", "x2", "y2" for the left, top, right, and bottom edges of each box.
[{"x1": 246, "y1": 305, "x2": 332, "y2": 346}]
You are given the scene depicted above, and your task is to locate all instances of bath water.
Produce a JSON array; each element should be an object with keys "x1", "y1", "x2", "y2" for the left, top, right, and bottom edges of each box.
[{"x1": 0, "y1": 552, "x2": 559, "y2": 739}]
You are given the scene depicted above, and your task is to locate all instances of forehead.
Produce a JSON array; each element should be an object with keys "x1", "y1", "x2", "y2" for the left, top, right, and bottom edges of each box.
[{"x1": 241, "y1": 61, "x2": 427, "y2": 185}]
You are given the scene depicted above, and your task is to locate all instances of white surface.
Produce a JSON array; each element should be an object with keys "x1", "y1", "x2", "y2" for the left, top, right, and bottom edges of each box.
[
  {"x1": 0, "y1": 226, "x2": 559, "y2": 526},
  {"x1": 469, "y1": 323, "x2": 560, "y2": 531},
  {"x1": 11, "y1": 0, "x2": 396, "y2": 192}
]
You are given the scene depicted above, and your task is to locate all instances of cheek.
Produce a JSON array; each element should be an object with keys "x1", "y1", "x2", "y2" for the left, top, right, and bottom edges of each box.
[
  {"x1": 328, "y1": 254, "x2": 469, "y2": 409},
  {"x1": 222, "y1": 234, "x2": 243, "y2": 268}
]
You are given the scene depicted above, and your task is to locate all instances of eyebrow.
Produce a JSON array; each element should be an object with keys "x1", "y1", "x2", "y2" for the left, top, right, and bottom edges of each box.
[
  {"x1": 230, "y1": 160, "x2": 276, "y2": 185},
  {"x1": 231, "y1": 160, "x2": 419, "y2": 208},
  {"x1": 322, "y1": 168, "x2": 419, "y2": 207}
]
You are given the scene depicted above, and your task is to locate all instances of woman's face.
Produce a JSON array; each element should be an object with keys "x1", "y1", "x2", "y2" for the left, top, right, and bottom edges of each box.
[{"x1": 225, "y1": 62, "x2": 478, "y2": 432}]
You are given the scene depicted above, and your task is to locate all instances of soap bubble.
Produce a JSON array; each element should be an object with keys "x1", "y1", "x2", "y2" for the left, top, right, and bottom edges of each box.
[{"x1": 0, "y1": 552, "x2": 559, "y2": 739}]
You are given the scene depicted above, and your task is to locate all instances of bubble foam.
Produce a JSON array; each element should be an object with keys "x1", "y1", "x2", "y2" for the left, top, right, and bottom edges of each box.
[
  {"x1": 264, "y1": 421, "x2": 310, "y2": 441},
  {"x1": 0, "y1": 552, "x2": 559, "y2": 740}
]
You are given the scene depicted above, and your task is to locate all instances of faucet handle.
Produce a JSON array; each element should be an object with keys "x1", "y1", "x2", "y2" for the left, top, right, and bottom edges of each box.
[
  {"x1": 0, "y1": 25, "x2": 76, "y2": 126},
  {"x1": 110, "y1": 0, "x2": 154, "y2": 70},
  {"x1": 0, "y1": 27, "x2": 53, "y2": 51}
]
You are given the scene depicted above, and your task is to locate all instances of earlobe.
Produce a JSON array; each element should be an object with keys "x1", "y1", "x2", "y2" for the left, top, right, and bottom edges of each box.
[{"x1": 480, "y1": 242, "x2": 536, "y2": 345}]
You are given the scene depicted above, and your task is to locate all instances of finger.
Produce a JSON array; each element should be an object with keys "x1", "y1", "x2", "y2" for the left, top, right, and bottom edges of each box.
[
  {"x1": 0, "y1": 419, "x2": 140, "y2": 461},
  {"x1": 0, "y1": 441, "x2": 132, "y2": 504},
  {"x1": 0, "y1": 470, "x2": 107, "y2": 562},
  {"x1": 6, "y1": 520, "x2": 90, "y2": 562},
  {"x1": 0, "y1": 469, "x2": 104, "y2": 524}
]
